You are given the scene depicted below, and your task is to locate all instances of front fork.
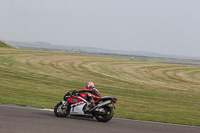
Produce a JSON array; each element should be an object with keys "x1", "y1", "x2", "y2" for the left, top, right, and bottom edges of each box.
[{"x1": 61, "y1": 101, "x2": 68, "y2": 109}]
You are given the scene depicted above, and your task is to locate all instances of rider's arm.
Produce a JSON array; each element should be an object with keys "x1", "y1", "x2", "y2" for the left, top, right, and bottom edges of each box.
[
  {"x1": 76, "y1": 88, "x2": 95, "y2": 93},
  {"x1": 76, "y1": 88, "x2": 101, "y2": 97}
]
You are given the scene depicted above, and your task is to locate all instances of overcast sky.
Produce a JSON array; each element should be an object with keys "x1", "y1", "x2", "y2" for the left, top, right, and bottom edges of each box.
[{"x1": 0, "y1": 0, "x2": 200, "y2": 57}]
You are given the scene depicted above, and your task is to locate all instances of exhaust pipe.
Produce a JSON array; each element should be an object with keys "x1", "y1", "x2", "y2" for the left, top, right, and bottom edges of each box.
[{"x1": 89, "y1": 100, "x2": 111, "y2": 112}]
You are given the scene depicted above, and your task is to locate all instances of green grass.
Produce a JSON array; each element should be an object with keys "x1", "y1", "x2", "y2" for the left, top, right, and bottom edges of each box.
[
  {"x1": 0, "y1": 41, "x2": 11, "y2": 48},
  {"x1": 0, "y1": 48, "x2": 200, "y2": 126}
]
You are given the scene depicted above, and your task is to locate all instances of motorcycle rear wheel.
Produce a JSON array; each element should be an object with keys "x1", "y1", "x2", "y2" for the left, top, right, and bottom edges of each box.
[
  {"x1": 54, "y1": 102, "x2": 70, "y2": 117},
  {"x1": 94, "y1": 106, "x2": 113, "y2": 122}
]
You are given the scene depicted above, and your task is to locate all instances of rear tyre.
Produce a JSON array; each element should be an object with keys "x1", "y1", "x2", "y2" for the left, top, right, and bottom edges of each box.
[
  {"x1": 94, "y1": 106, "x2": 113, "y2": 122},
  {"x1": 54, "y1": 102, "x2": 70, "y2": 117}
]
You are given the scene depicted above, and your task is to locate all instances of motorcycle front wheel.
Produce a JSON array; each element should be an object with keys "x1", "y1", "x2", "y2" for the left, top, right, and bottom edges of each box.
[
  {"x1": 94, "y1": 106, "x2": 113, "y2": 122},
  {"x1": 54, "y1": 102, "x2": 70, "y2": 117}
]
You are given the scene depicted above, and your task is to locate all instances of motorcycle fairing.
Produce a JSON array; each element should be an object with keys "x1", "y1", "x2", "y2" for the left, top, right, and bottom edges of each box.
[
  {"x1": 68, "y1": 96, "x2": 91, "y2": 115},
  {"x1": 70, "y1": 102, "x2": 86, "y2": 115}
]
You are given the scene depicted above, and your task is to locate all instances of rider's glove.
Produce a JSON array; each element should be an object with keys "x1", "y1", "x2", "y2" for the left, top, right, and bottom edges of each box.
[{"x1": 72, "y1": 89, "x2": 77, "y2": 94}]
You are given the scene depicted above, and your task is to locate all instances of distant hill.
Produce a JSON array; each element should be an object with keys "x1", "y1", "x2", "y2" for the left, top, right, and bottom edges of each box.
[
  {"x1": 0, "y1": 41, "x2": 11, "y2": 48},
  {"x1": 10, "y1": 40, "x2": 200, "y2": 61}
]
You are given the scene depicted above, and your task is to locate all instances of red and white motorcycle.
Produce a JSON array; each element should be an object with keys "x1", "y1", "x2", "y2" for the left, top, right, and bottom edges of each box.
[{"x1": 54, "y1": 89, "x2": 117, "y2": 122}]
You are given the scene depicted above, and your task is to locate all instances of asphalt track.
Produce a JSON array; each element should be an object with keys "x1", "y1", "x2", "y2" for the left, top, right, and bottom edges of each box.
[{"x1": 0, "y1": 104, "x2": 199, "y2": 133}]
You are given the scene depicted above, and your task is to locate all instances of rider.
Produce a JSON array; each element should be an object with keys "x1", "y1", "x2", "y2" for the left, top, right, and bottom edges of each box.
[{"x1": 76, "y1": 82, "x2": 101, "y2": 107}]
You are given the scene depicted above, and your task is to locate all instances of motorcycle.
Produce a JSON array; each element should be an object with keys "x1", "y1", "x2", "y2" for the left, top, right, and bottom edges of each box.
[{"x1": 54, "y1": 89, "x2": 117, "y2": 122}]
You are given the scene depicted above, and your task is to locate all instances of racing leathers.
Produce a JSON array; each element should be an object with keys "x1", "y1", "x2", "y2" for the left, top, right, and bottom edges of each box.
[{"x1": 76, "y1": 88, "x2": 101, "y2": 106}]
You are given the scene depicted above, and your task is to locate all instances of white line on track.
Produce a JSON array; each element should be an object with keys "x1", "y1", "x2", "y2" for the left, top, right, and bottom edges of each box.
[{"x1": 40, "y1": 108, "x2": 54, "y2": 111}]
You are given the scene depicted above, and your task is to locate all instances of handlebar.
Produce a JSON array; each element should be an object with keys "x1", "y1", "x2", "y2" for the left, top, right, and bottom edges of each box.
[{"x1": 72, "y1": 89, "x2": 77, "y2": 95}]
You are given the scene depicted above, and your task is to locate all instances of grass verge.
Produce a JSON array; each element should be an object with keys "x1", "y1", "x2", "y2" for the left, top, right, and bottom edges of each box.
[{"x1": 0, "y1": 48, "x2": 200, "y2": 126}]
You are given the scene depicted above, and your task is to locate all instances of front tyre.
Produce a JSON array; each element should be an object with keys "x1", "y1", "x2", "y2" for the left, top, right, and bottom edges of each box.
[
  {"x1": 94, "y1": 106, "x2": 113, "y2": 122},
  {"x1": 54, "y1": 102, "x2": 70, "y2": 117}
]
